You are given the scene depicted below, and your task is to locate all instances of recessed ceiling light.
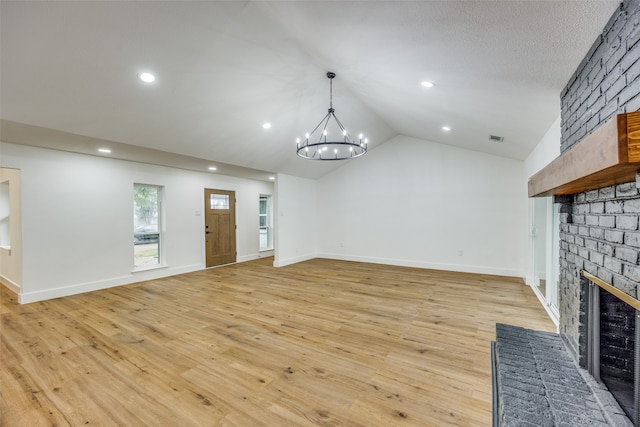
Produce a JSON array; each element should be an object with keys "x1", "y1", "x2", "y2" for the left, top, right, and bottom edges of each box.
[
  {"x1": 268, "y1": 176, "x2": 276, "y2": 180},
  {"x1": 138, "y1": 72, "x2": 156, "y2": 83},
  {"x1": 421, "y1": 81, "x2": 435, "y2": 88},
  {"x1": 262, "y1": 123, "x2": 272, "y2": 129},
  {"x1": 98, "y1": 148, "x2": 111, "y2": 153},
  {"x1": 442, "y1": 126, "x2": 451, "y2": 132},
  {"x1": 208, "y1": 166, "x2": 217, "y2": 171}
]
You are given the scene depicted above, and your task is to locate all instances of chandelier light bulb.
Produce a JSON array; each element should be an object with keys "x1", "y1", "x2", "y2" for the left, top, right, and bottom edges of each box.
[
  {"x1": 305, "y1": 133, "x2": 310, "y2": 139},
  {"x1": 138, "y1": 72, "x2": 156, "y2": 83}
]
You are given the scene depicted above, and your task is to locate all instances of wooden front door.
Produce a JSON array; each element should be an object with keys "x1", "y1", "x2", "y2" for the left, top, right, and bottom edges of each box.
[{"x1": 204, "y1": 188, "x2": 236, "y2": 267}]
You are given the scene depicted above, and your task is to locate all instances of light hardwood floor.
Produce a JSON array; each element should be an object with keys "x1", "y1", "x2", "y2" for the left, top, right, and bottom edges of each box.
[{"x1": 1, "y1": 258, "x2": 555, "y2": 426}]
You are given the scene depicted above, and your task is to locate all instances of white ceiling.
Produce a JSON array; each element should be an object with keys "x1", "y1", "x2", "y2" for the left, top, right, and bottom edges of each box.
[{"x1": 0, "y1": 1, "x2": 620, "y2": 180}]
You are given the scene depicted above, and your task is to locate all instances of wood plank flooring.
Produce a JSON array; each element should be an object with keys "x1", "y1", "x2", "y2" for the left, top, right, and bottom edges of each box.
[{"x1": 1, "y1": 258, "x2": 556, "y2": 426}]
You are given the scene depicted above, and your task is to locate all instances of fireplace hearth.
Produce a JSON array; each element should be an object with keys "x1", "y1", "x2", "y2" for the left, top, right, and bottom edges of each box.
[{"x1": 492, "y1": 323, "x2": 632, "y2": 426}]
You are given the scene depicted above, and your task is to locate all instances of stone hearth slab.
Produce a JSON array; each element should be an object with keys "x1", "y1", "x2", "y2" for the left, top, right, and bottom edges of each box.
[{"x1": 493, "y1": 323, "x2": 632, "y2": 427}]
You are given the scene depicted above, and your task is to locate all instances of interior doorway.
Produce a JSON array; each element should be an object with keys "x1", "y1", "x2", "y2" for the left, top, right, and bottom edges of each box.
[
  {"x1": 531, "y1": 197, "x2": 560, "y2": 323},
  {"x1": 204, "y1": 188, "x2": 236, "y2": 267}
]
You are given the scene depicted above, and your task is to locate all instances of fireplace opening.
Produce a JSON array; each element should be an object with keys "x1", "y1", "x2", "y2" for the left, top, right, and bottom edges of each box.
[
  {"x1": 586, "y1": 277, "x2": 640, "y2": 425},
  {"x1": 600, "y1": 288, "x2": 636, "y2": 421}
]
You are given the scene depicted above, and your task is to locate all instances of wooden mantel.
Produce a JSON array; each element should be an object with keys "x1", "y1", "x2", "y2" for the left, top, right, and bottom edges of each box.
[{"x1": 528, "y1": 112, "x2": 640, "y2": 197}]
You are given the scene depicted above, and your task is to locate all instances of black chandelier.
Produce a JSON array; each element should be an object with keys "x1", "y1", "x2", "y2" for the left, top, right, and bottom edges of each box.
[{"x1": 296, "y1": 72, "x2": 367, "y2": 160}]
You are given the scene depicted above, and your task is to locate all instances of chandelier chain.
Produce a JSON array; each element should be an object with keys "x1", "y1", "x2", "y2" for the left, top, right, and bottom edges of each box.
[{"x1": 327, "y1": 70, "x2": 336, "y2": 112}]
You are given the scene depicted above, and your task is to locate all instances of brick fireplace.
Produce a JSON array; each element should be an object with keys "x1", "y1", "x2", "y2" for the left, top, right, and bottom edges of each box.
[
  {"x1": 494, "y1": 2, "x2": 640, "y2": 424},
  {"x1": 554, "y1": 0, "x2": 640, "y2": 422},
  {"x1": 556, "y1": 0, "x2": 640, "y2": 366}
]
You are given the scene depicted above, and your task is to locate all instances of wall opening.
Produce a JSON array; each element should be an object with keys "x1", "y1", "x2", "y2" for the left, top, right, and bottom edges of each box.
[
  {"x1": 259, "y1": 194, "x2": 273, "y2": 251},
  {"x1": 0, "y1": 180, "x2": 10, "y2": 250}
]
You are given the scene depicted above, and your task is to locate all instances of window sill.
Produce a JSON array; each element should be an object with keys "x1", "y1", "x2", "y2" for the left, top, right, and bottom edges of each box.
[
  {"x1": 259, "y1": 248, "x2": 274, "y2": 252},
  {"x1": 132, "y1": 264, "x2": 168, "y2": 274},
  {"x1": 0, "y1": 246, "x2": 11, "y2": 256}
]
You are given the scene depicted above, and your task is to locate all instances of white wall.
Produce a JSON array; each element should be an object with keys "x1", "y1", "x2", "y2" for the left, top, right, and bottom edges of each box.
[
  {"x1": 314, "y1": 135, "x2": 527, "y2": 277},
  {"x1": 524, "y1": 116, "x2": 561, "y2": 178},
  {"x1": 0, "y1": 142, "x2": 273, "y2": 303},
  {"x1": 2, "y1": 122, "x2": 560, "y2": 303},
  {"x1": 273, "y1": 173, "x2": 317, "y2": 267}
]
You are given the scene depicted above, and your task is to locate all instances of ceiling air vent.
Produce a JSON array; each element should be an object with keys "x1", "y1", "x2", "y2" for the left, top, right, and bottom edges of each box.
[{"x1": 489, "y1": 135, "x2": 504, "y2": 142}]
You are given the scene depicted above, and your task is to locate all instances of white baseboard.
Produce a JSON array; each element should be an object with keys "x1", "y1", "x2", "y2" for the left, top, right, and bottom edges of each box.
[
  {"x1": 317, "y1": 252, "x2": 524, "y2": 278},
  {"x1": 237, "y1": 254, "x2": 259, "y2": 263},
  {"x1": 0, "y1": 274, "x2": 21, "y2": 294},
  {"x1": 14, "y1": 253, "x2": 531, "y2": 304},
  {"x1": 273, "y1": 253, "x2": 316, "y2": 268},
  {"x1": 237, "y1": 250, "x2": 274, "y2": 263},
  {"x1": 18, "y1": 263, "x2": 203, "y2": 304},
  {"x1": 529, "y1": 282, "x2": 560, "y2": 330},
  {"x1": 16, "y1": 252, "x2": 279, "y2": 304},
  {"x1": 525, "y1": 273, "x2": 560, "y2": 328},
  {"x1": 524, "y1": 274, "x2": 535, "y2": 287}
]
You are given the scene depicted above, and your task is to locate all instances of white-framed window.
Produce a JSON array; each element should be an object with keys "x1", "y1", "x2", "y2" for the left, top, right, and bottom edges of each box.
[
  {"x1": 259, "y1": 194, "x2": 272, "y2": 250},
  {"x1": 133, "y1": 183, "x2": 163, "y2": 269}
]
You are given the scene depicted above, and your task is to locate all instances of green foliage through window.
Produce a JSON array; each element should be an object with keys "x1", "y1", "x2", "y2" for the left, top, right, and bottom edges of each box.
[{"x1": 134, "y1": 185, "x2": 158, "y2": 225}]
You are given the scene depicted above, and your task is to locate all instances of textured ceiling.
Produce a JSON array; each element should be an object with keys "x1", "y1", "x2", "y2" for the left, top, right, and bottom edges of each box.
[{"x1": 0, "y1": 1, "x2": 620, "y2": 180}]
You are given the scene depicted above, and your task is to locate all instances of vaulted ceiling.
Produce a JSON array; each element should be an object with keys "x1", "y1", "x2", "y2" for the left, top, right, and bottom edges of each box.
[{"x1": 0, "y1": 1, "x2": 620, "y2": 180}]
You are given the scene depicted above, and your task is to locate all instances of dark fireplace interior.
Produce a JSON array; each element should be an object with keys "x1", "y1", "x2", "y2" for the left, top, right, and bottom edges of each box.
[{"x1": 599, "y1": 287, "x2": 637, "y2": 422}]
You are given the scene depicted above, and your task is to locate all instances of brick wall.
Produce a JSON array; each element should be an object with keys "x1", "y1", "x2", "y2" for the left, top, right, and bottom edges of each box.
[
  {"x1": 559, "y1": 182, "x2": 640, "y2": 362},
  {"x1": 560, "y1": 0, "x2": 640, "y2": 153},
  {"x1": 558, "y1": 0, "x2": 640, "y2": 364}
]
